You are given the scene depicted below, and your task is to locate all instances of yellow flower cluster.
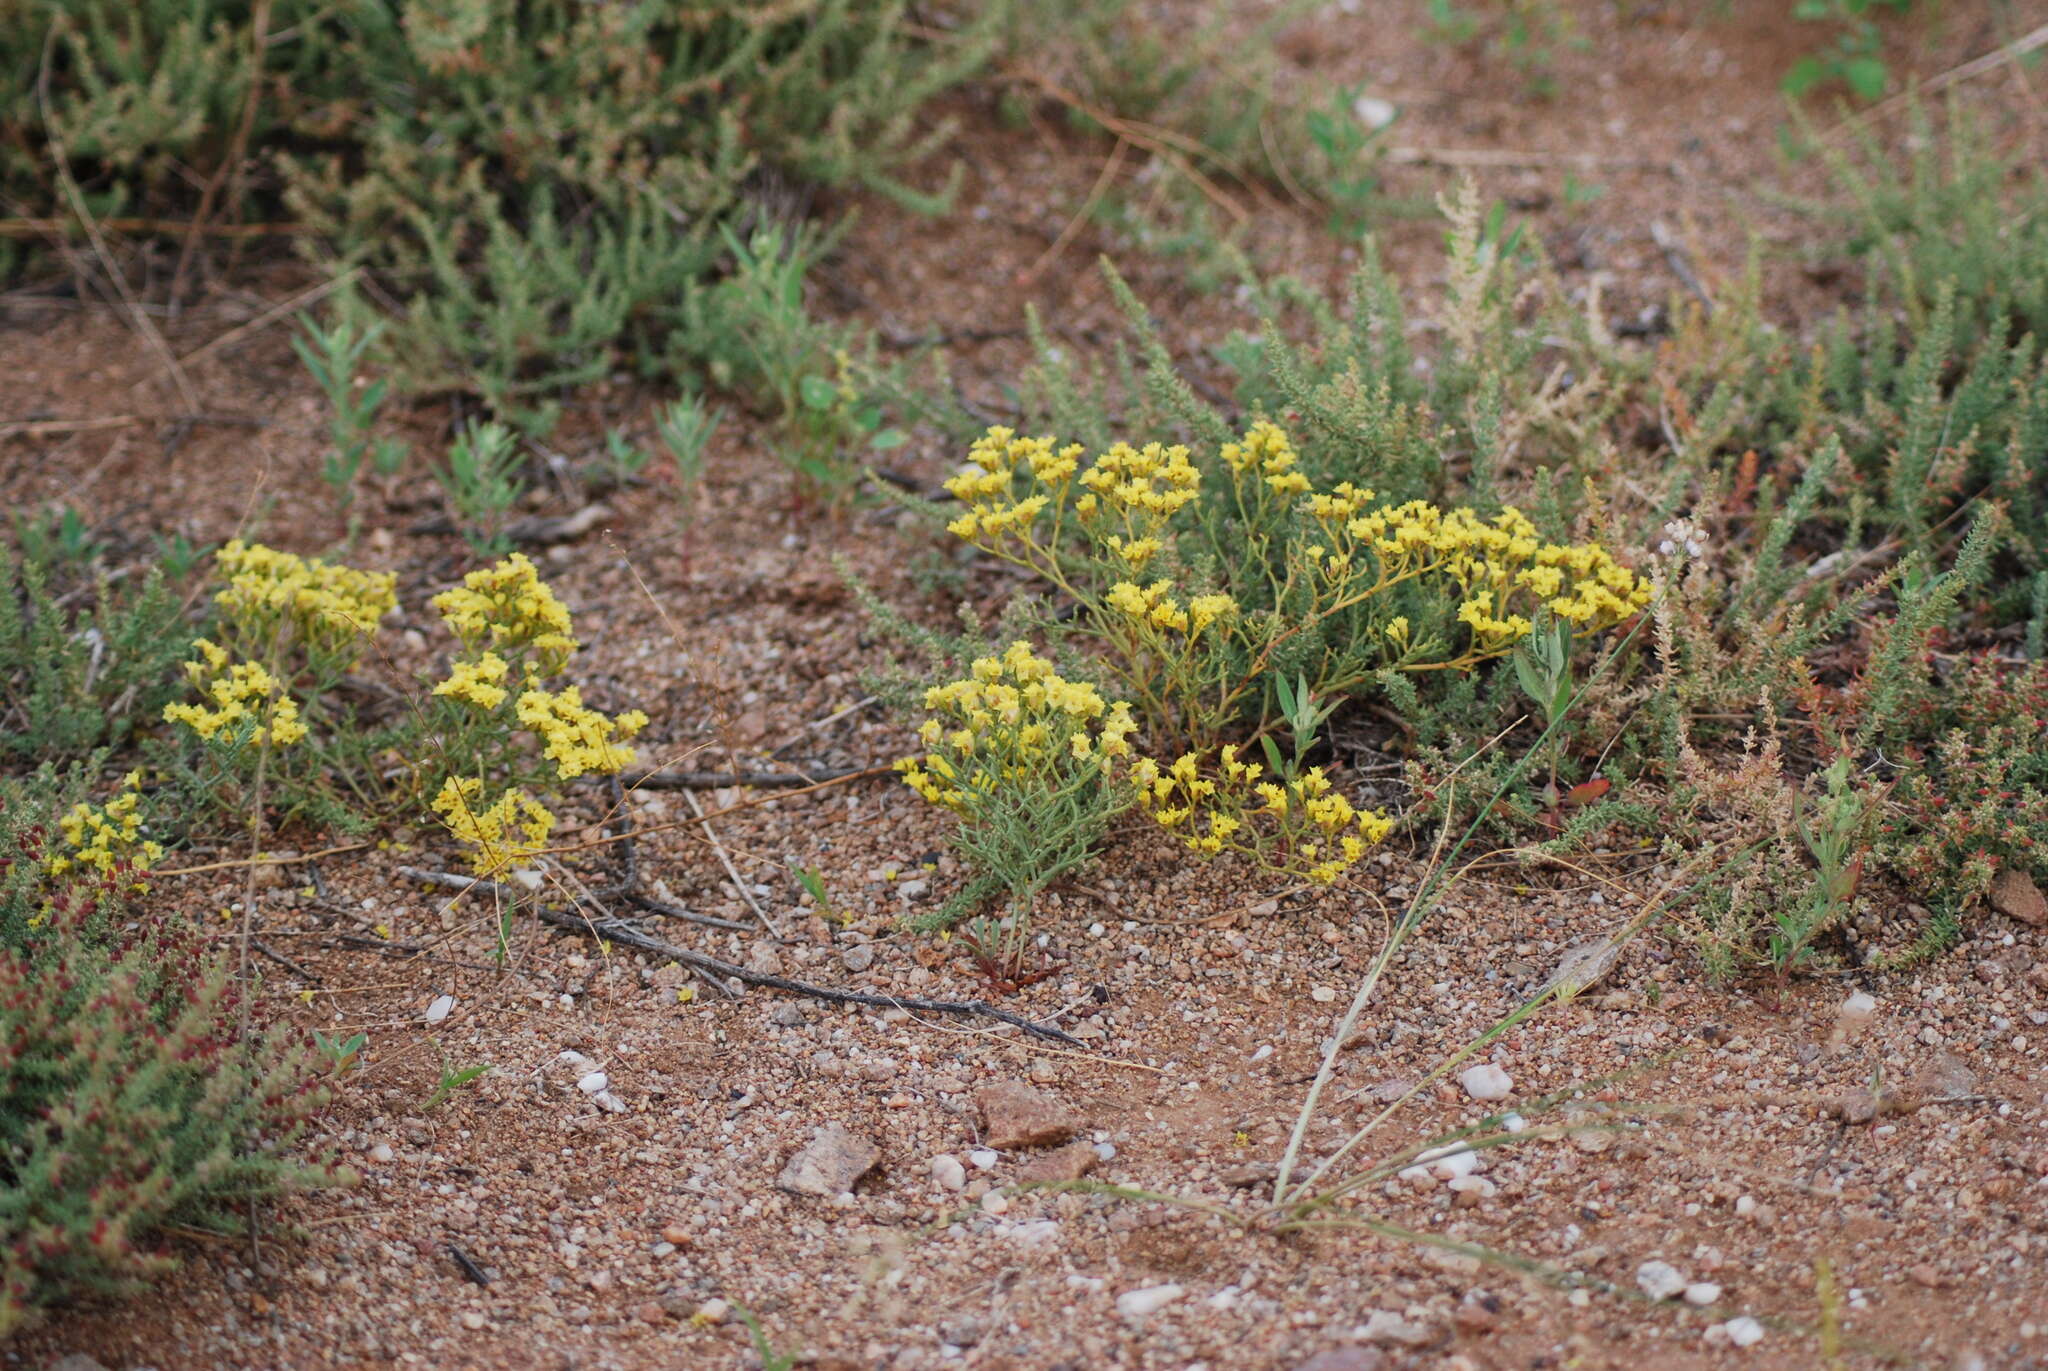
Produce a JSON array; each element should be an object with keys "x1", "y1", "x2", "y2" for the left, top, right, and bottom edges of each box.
[
  {"x1": 212, "y1": 539, "x2": 396, "y2": 659},
  {"x1": 1129, "y1": 745, "x2": 1393, "y2": 884},
  {"x1": 431, "y1": 552, "x2": 578, "y2": 675},
  {"x1": 514, "y1": 686, "x2": 648, "y2": 779},
  {"x1": 433, "y1": 652, "x2": 511, "y2": 710},
  {"x1": 1104, "y1": 580, "x2": 1238, "y2": 638},
  {"x1": 1312, "y1": 499, "x2": 1652, "y2": 645},
  {"x1": 162, "y1": 639, "x2": 308, "y2": 746},
  {"x1": 1219, "y1": 419, "x2": 1310, "y2": 496},
  {"x1": 944, "y1": 427, "x2": 1200, "y2": 573},
  {"x1": 432, "y1": 776, "x2": 555, "y2": 877},
  {"x1": 47, "y1": 772, "x2": 163, "y2": 878},
  {"x1": 898, "y1": 643, "x2": 1136, "y2": 812}
]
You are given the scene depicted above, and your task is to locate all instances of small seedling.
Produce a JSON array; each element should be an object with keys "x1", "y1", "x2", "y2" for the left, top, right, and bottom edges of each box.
[
  {"x1": 791, "y1": 863, "x2": 845, "y2": 923},
  {"x1": 293, "y1": 313, "x2": 406, "y2": 509},
  {"x1": 423, "y1": 1059, "x2": 493, "y2": 1111},
  {"x1": 596, "y1": 430, "x2": 649, "y2": 489},
  {"x1": 1304, "y1": 84, "x2": 1394, "y2": 238},
  {"x1": 442, "y1": 420, "x2": 526, "y2": 555},
  {"x1": 312, "y1": 1029, "x2": 367, "y2": 1075},
  {"x1": 733, "y1": 1303, "x2": 799, "y2": 1371}
]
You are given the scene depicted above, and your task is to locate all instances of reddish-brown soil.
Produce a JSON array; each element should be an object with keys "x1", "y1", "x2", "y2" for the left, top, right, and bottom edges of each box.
[{"x1": 3, "y1": 3, "x2": 2045, "y2": 1370}]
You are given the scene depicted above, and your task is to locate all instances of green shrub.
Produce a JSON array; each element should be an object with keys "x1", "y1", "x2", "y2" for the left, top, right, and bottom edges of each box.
[
  {"x1": 0, "y1": 771, "x2": 337, "y2": 1337},
  {"x1": 9, "y1": 0, "x2": 1016, "y2": 428},
  {"x1": 0, "y1": 530, "x2": 196, "y2": 768}
]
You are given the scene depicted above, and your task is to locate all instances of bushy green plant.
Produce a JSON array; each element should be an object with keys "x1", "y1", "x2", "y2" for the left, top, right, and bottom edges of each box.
[
  {"x1": 0, "y1": 533, "x2": 196, "y2": 767},
  {"x1": 897, "y1": 642, "x2": 1136, "y2": 931},
  {"x1": 0, "y1": 771, "x2": 338, "y2": 1337},
  {"x1": 1783, "y1": 0, "x2": 1914, "y2": 101},
  {"x1": 10, "y1": 0, "x2": 1018, "y2": 426},
  {"x1": 293, "y1": 313, "x2": 406, "y2": 511}
]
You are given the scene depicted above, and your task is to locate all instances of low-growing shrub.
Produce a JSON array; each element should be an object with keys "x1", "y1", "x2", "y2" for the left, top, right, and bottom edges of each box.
[
  {"x1": 10, "y1": 0, "x2": 1017, "y2": 427},
  {"x1": 0, "y1": 772, "x2": 337, "y2": 1337},
  {"x1": 0, "y1": 534, "x2": 196, "y2": 769}
]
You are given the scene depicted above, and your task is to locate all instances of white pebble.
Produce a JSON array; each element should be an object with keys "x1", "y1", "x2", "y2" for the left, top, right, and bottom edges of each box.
[
  {"x1": 1094, "y1": 1142, "x2": 1117, "y2": 1161},
  {"x1": 592, "y1": 1090, "x2": 626, "y2": 1114},
  {"x1": 1007, "y1": 1219, "x2": 1060, "y2": 1247},
  {"x1": 1459, "y1": 1063, "x2": 1513, "y2": 1101},
  {"x1": 1724, "y1": 1316, "x2": 1765, "y2": 1347},
  {"x1": 1351, "y1": 95, "x2": 1398, "y2": 129},
  {"x1": 425, "y1": 994, "x2": 455, "y2": 1023},
  {"x1": 1734, "y1": 1195, "x2": 1758, "y2": 1217},
  {"x1": 1684, "y1": 1283, "x2": 1723, "y2": 1306},
  {"x1": 930, "y1": 1155, "x2": 967, "y2": 1191},
  {"x1": 1500, "y1": 1112, "x2": 1527, "y2": 1133},
  {"x1": 576, "y1": 1071, "x2": 609, "y2": 1094},
  {"x1": 694, "y1": 1298, "x2": 729, "y2": 1325},
  {"x1": 1310, "y1": 985, "x2": 1338, "y2": 1003},
  {"x1": 367, "y1": 1143, "x2": 395, "y2": 1163},
  {"x1": 1636, "y1": 1260, "x2": 1687, "y2": 1301},
  {"x1": 1841, "y1": 991, "x2": 1877, "y2": 1017},
  {"x1": 968, "y1": 1149, "x2": 999, "y2": 1170},
  {"x1": 1116, "y1": 1283, "x2": 1184, "y2": 1319},
  {"x1": 1399, "y1": 1142, "x2": 1479, "y2": 1183},
  {"x1": 980, "y1": 1191, "x2": 1009, "y2": 1216}
]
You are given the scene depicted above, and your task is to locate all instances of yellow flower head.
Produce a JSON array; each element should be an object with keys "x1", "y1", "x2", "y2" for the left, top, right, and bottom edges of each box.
[{"x1": 431, "y1": 553, "x2": 578, "y2": 675}]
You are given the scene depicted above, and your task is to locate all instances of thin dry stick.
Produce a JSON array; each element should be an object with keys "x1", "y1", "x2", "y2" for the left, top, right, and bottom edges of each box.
[
  {"x1": 1019, "y1": 135, "x2": 1129, "y2": 286},
  {"x1": 155, "y1": 840, "x2": 373, "y2": 878},
  {"x1": 36, "y1": 27, "x2": 202, "y2": 416},
  {"x1": 0, "y1": 217, "x2": 303, "y2": 239},
  {"x1": 172, "y1": 266, "x2": 361, "y2": 372},
  {"x1": 1010, "y1": 68, "x2": 1251, "y2": 224},
  {"x1": 1272, "y1": 780, "x2": 1458, "y2": 1206},
  {"x1": 170, "y1": 0, "x2": 272, "y2": 305},
  {"x1": 1827, "y1": 22, "x2": 2048, "y2": 132},
  {"x1": 686, "y1": 788, "x2": 778, "y2": 937}
]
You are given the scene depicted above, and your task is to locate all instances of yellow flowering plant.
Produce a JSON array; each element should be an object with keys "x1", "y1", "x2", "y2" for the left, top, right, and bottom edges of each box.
[
  {"x1": 896, "y1": 642, "x2": 1136, "y2": 930},
  {"x1": 158, "y1": 542, "x2": 387, "y2": 829},
  {"x1": 1129, "y1": 747, "x2": 1394, "y2": 886},
  {"x1": 940, "y1": 420, "x2": 1652, "y2": 749}
]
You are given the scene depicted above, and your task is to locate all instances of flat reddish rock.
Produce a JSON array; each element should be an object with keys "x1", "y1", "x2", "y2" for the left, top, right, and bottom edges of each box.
[{"x1": 975, "y1": 1080, "x2": 1080, "y2": 1149}]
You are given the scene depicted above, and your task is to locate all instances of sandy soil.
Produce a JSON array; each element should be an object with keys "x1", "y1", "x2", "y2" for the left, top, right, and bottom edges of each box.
[{"x1": 3, "y1": 3, "x2": 2045, "y2": 1369}]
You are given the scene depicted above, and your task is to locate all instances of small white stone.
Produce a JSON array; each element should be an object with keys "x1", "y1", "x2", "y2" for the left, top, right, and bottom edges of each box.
[
  {"x1": 1636, "y1": 1260, "x2": 1687, "y2": 1301},
  {"x1": 576, "y1": 1071, "x2": 609, "y2": 1094},
  {"x1": 1842, "y1": 991, "x2": 1878, "y2": 1017},
  {"x1": 592, "y1": 1090, "x2": 626, "y2": 1114},
  {"x1": 509, "y1": 868, "x2": 543, "y2": 892},
  {"x1": 459, "y1": 1311, "x2": 486, "y2": 1331},
  {"x1": 1723, "y1": 1316, "x2": 1765, "y2": 1348},
  {"x1": 1446, "y1": 1175, "x2": 1496, "y2": 1199},
  {"x1": 1500, "y1": 1112, "x2": 1527, "y2": 1133},
  {"x1": 930, "y1": 1155, "x2": 967, "y2": 1191},
  {"x1": 980, "y1": 1191, "x2": 1009, "y2": 1216},
  {"x1": 1734, "y1": 1195, "x2": 1758, "y2": 1217},
  {"x1": 367, "y1": 1143, "x2": 395, "y2": 1163},
  {"x1": 1684, "y1": 1282, "x2": 1723, "y2": 1306},
  {"x1": 1007, "y1": 1219, "x2": 1059, "y2": 1247},
  {"x1": 1399, "y1": 1142, "x2": 1480, "y2": 1184},
  {"x1": 425, "y1": 994, "x2": 455, "y2": 1023},
  {"x1": 1459, "y1": 1064, "x2": 1513, "y2": 1101},
  {"x1": 557, "y1": 1050, "x2": 596, "y2": 1073},
  {"x1": 694, "y1": 1298, "x2": 729, "y2": 1325},
  {"x1": 1351, "y1": 94, "x2": 1397, "y2": 129},
  {"x1": 1358, "y1": 1310, "x2": 1433, "y2": 1347},
  {"x1": 968, "y1": 1149, "x2": 999, "y2": 1170},
  {"x1": 1310, "y1": 985, "x2": 1338, "y2": 1003},
  {"x1": 1116, "y1": 1283, "x2": 1184, "y2": 1319},
  {"x1": 1094, "y1": 1142, "x2": 1117, "y2": 1161}
]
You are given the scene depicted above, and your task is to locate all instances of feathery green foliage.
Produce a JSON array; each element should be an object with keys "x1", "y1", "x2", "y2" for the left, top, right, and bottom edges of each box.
[{"x1": 0, "y1": 772, "x2": 339, "y2": 1337}]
